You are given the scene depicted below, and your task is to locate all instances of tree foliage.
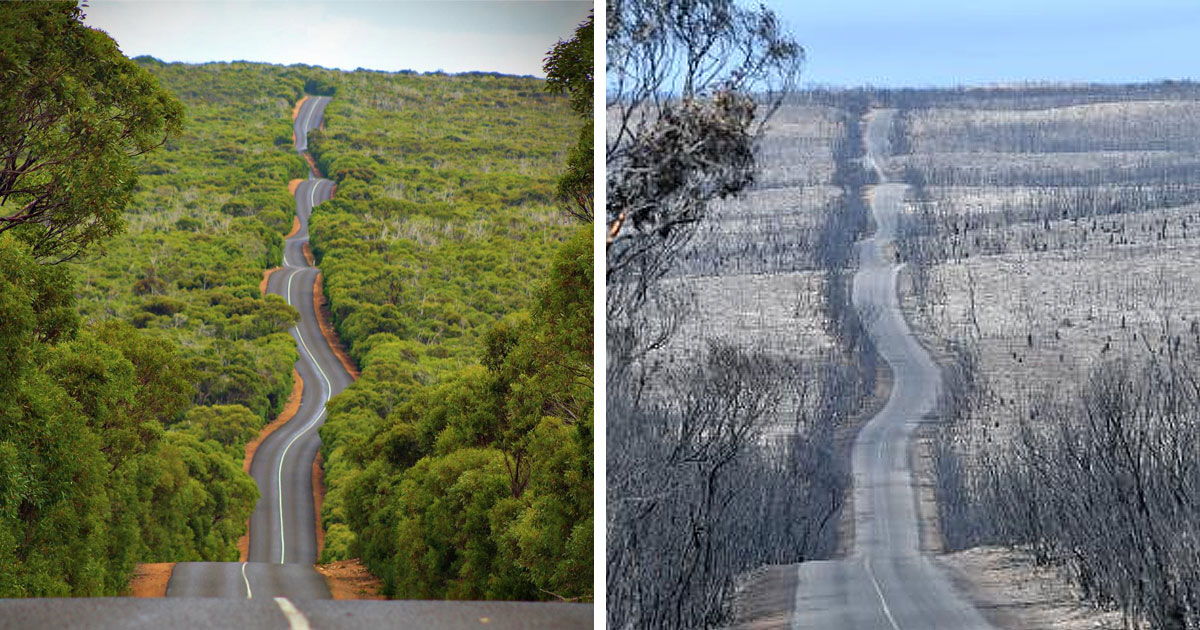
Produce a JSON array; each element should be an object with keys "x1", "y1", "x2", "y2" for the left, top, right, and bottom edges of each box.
[
  {"x1": 0, "y1": 7, "x2": 589, "y2": 598},
  {"x1": 606, "y1": 0, "x2": 801, "y2": 293},
  {"x1": 0, "y1": 17, "x2": 316, "y2": 595},
  {"x1": 301, "y1": 66, "x2": 592, "y2": 600},
  {"x1": 544, "y1": 12, "x2": 594, "y2": 222},
  {"x1": 0, "y1": 235, "x2": 259, "y2": 595},
  {"x1": 325, "y1": 227, "x2": 592, "y2": 600},
  {"x1": 0, "y1": 2, "x2": 184, "y2": 262},
  {"x1": 73, "y1": 58, "x2": 308, "y2": 428}
]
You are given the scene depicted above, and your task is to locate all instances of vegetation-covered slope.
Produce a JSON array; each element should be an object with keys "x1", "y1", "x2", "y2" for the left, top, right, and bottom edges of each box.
[
  {"x1": 306, "y1": 70, "x2": 574, "y2": 365},
  {"x1": 293, "y1": 41, "x2": 593, "y2": 599},
  {"x1": 76, "y1": 58, "x2": 311, "y2": 427},
  {"x1": 1, "y1": 2, "x2": 592, "y2": 600},
  {"x1": 0, "y1": 3, "x2": 313, "y2": 595}
]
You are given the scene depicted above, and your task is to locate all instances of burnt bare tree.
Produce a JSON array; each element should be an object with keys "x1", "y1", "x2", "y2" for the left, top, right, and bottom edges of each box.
[
  {"x1": 609, "y1": 343, "x2": 847, "y2": 628},
  {"x1": 876, "y1": 82, "x2": 1200, "y2": 629},
  {"x1": 606, "y1": 0, "x2": 801, "y2": 315},
  {"x1": 607, "y1": 2, "x2": 853, "y2": 628},
  {"x1": 935, "y1": 334, "x2": 1200, "y2": 629}
]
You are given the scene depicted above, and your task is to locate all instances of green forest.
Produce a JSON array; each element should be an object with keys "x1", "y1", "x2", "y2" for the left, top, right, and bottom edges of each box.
[
  {"x1": 0, "y1": 3, "x2": 305, "y2": 595},
  {"x1": 0, "y1": 2, "x2": 592, "y2": 601},
  {"x1": 74, "y1": 58, "x2": 310, "y2": 432},
  {"x1": 299, "y1": 18, "x2": 594, "y2": 600}
]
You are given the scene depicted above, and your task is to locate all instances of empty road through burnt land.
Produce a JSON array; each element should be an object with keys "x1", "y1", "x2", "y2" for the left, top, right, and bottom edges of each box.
[{"x1": 789, "y1": 110, "x2": 994, "y2": 630}]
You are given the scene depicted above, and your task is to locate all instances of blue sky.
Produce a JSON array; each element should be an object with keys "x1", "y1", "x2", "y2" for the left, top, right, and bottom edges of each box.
[
  {"x1": 83, "y1": 1, "x2": 592, "y2": 77},
  {"x1": 771, "y1": 0, "x2": 1200, "y2": 87}
]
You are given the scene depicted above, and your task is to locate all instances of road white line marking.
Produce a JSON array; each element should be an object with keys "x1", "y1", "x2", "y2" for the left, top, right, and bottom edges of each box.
[
  {"x1": 298, "y1": 96, "x2": 321, "y2": 153},
  {"x1": 259, "y1": 98, "x2": 332, "y2": 566},
  {"x1": 277, "y1": 406, "x2": 326, "y2": 564},
  {"x1": 283, "y1": 240, "x2": 296, "y2": 267},
  {"x1": 864, "y1": 557, "x2": 902, "y2": 630},
  {"x1": 276, "y1": 265, "x2": 335, "y2": 564},
  {"x1": 287, "y1": 270, "x2": 335, "y2": 401},
  {"x1": 274, "y1": 597, "x2": 312, "y2": 630},
  {"x1": 282, "y1": 178, "x2": 321, "y2": 268},
  {"x1": 241, "y1": 562, "x2": 252, "y2": 599},
  {"x1": 285, "y1": 261, "x2": 335, "y2": 400}
]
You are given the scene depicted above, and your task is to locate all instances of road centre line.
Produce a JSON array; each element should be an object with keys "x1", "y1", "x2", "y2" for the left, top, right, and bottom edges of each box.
[
  {"x1": 864, "y1": 557, "x2": 902, "y2": 630},
  {"x1": 270, "y1": 102, "x2": 336, "y2": 565},
  {"x1": 274, "y1": 597, "x2": 312, "y2": 630},
  {"x1": 241, "y1": 562, "x2": 252, "y2": 599},
  {"x1": 299, "y1": 97, "x2": 321, "y2": 152},
  {"x1": 277, "y1": 237, "x2": 335, "y2": 563}
]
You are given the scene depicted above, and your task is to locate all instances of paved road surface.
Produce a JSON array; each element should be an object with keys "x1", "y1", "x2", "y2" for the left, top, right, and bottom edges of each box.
[
  {"x1": 166, "y1": 563, "x2": 329, "y2": 600},
  {"x1": 790, "y1": 110, "x2": 993, "y2": 629},
  {"x1": 259, "y1": 94, "x2": 351, "y2": 569},
  {"x1": 253, "y1": 176, "x2": 348, "y2": 567},
  {"x1": 293, "y1": 96, "x2": 329, "y2": 152},
  {"x1": 0, "y1": 598, "x2": 593, "y2": 630}
]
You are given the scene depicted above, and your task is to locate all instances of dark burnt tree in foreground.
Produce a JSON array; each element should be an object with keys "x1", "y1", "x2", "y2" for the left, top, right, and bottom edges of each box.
[
  {"x1": 606, "y1": 2, "x2": 858, "y2": 628},
  {"x1": 606, "y1": 0, "x2": 800, "y2": 379}
]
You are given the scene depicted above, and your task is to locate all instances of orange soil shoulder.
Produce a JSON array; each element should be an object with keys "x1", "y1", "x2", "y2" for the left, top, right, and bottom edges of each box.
[
  {"x1": 127, "y1": 562, "x2": 175, "y2": 598},
  {"x1": 236, "y1": 368, "x2": 303, "y2": 561},
  {"x1": 313, "y1": 271, "x2": 360, "y2": 379}
]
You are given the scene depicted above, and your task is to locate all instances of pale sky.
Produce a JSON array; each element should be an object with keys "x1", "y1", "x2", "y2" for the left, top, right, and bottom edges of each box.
[
  {"x1": 83, "y1": 1, "x2": 592, "y2": 77},
  {"x1": 775, "y1": 0, "x2": 1200, "y2": 87}
]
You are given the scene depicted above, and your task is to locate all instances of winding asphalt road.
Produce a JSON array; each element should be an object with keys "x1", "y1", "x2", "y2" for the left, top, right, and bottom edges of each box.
[
  {"x1": 789, "y1": 111, "x2": 994, "y2": 629},
  {"x1": 293, "y1": 95, "x2": 329, "y2": 153},
  {"x1": 165, "y1": 94, "x2": 344, "y2": 601},
  {"x1": 251, "y1": 96, "x2": 349, "y2": 569}
]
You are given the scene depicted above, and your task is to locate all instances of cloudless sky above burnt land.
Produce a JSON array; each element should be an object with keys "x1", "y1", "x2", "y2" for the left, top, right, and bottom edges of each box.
[{"x1": 772, "y1": 0, "x2": 1200, "y2": 87}]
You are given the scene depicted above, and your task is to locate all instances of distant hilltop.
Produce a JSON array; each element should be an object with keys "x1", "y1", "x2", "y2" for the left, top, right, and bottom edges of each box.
[{"x1": 129, "y1": 55, "x2": 540, "y2": 80}]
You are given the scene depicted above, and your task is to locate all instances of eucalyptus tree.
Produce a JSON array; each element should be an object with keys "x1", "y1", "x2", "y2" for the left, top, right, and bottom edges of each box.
[
  {"x1": 606, "y1": 0, "x2": 802, "y2": 318},
  {"x1": 544, "y1": 12, "x2": 594, "y2": 222},
  {"x1": 0, "y1": 1, "x2": 183, "y2": 262}
]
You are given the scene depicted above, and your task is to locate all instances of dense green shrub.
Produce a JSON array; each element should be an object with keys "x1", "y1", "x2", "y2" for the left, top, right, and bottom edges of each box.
[
  {"x1": 1, "y1": 9, "x2": 591, "y2": 597},
  {"x1": 75, "y1": 59, "x2": 309, "y2": 426},
  {"x1": 0, "y1": 235, "x2": 260, "y2": 595},
  {"x1": 0, "y1": 36, "x2": 314, "y2": 592},
  {"x1": 303, "y1": 66, "x2": 592, "y2": 600}
]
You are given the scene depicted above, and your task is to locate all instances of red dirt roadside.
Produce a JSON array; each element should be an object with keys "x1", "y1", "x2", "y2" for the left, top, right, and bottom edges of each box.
[
  {"x1": 313, "y1": 271, "x2": 360, "y2": 379},
  {"x1": 291, "y1": 95, "x2": 308, "y2": 143},
  {"x1": 236, "y1": 368, "x2": 304, "y2": 562},
  {"x1": 315, "y1": 560, "x2": 385, "y2": 600},
  {"x1": 126, "y1": 563, "x2": 175, "y2": 598},
  {"x1": 292, "y1": 96, "x2": 308, "y2": 121}
]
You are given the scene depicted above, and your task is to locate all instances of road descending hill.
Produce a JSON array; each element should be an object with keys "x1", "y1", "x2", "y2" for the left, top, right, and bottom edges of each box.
[
  {"x1": 788, "y1": 111, "x2": 993, "y2": 629},
  {"x1": 165, "y1": 95, "x2": 344, "y2": 601}
]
